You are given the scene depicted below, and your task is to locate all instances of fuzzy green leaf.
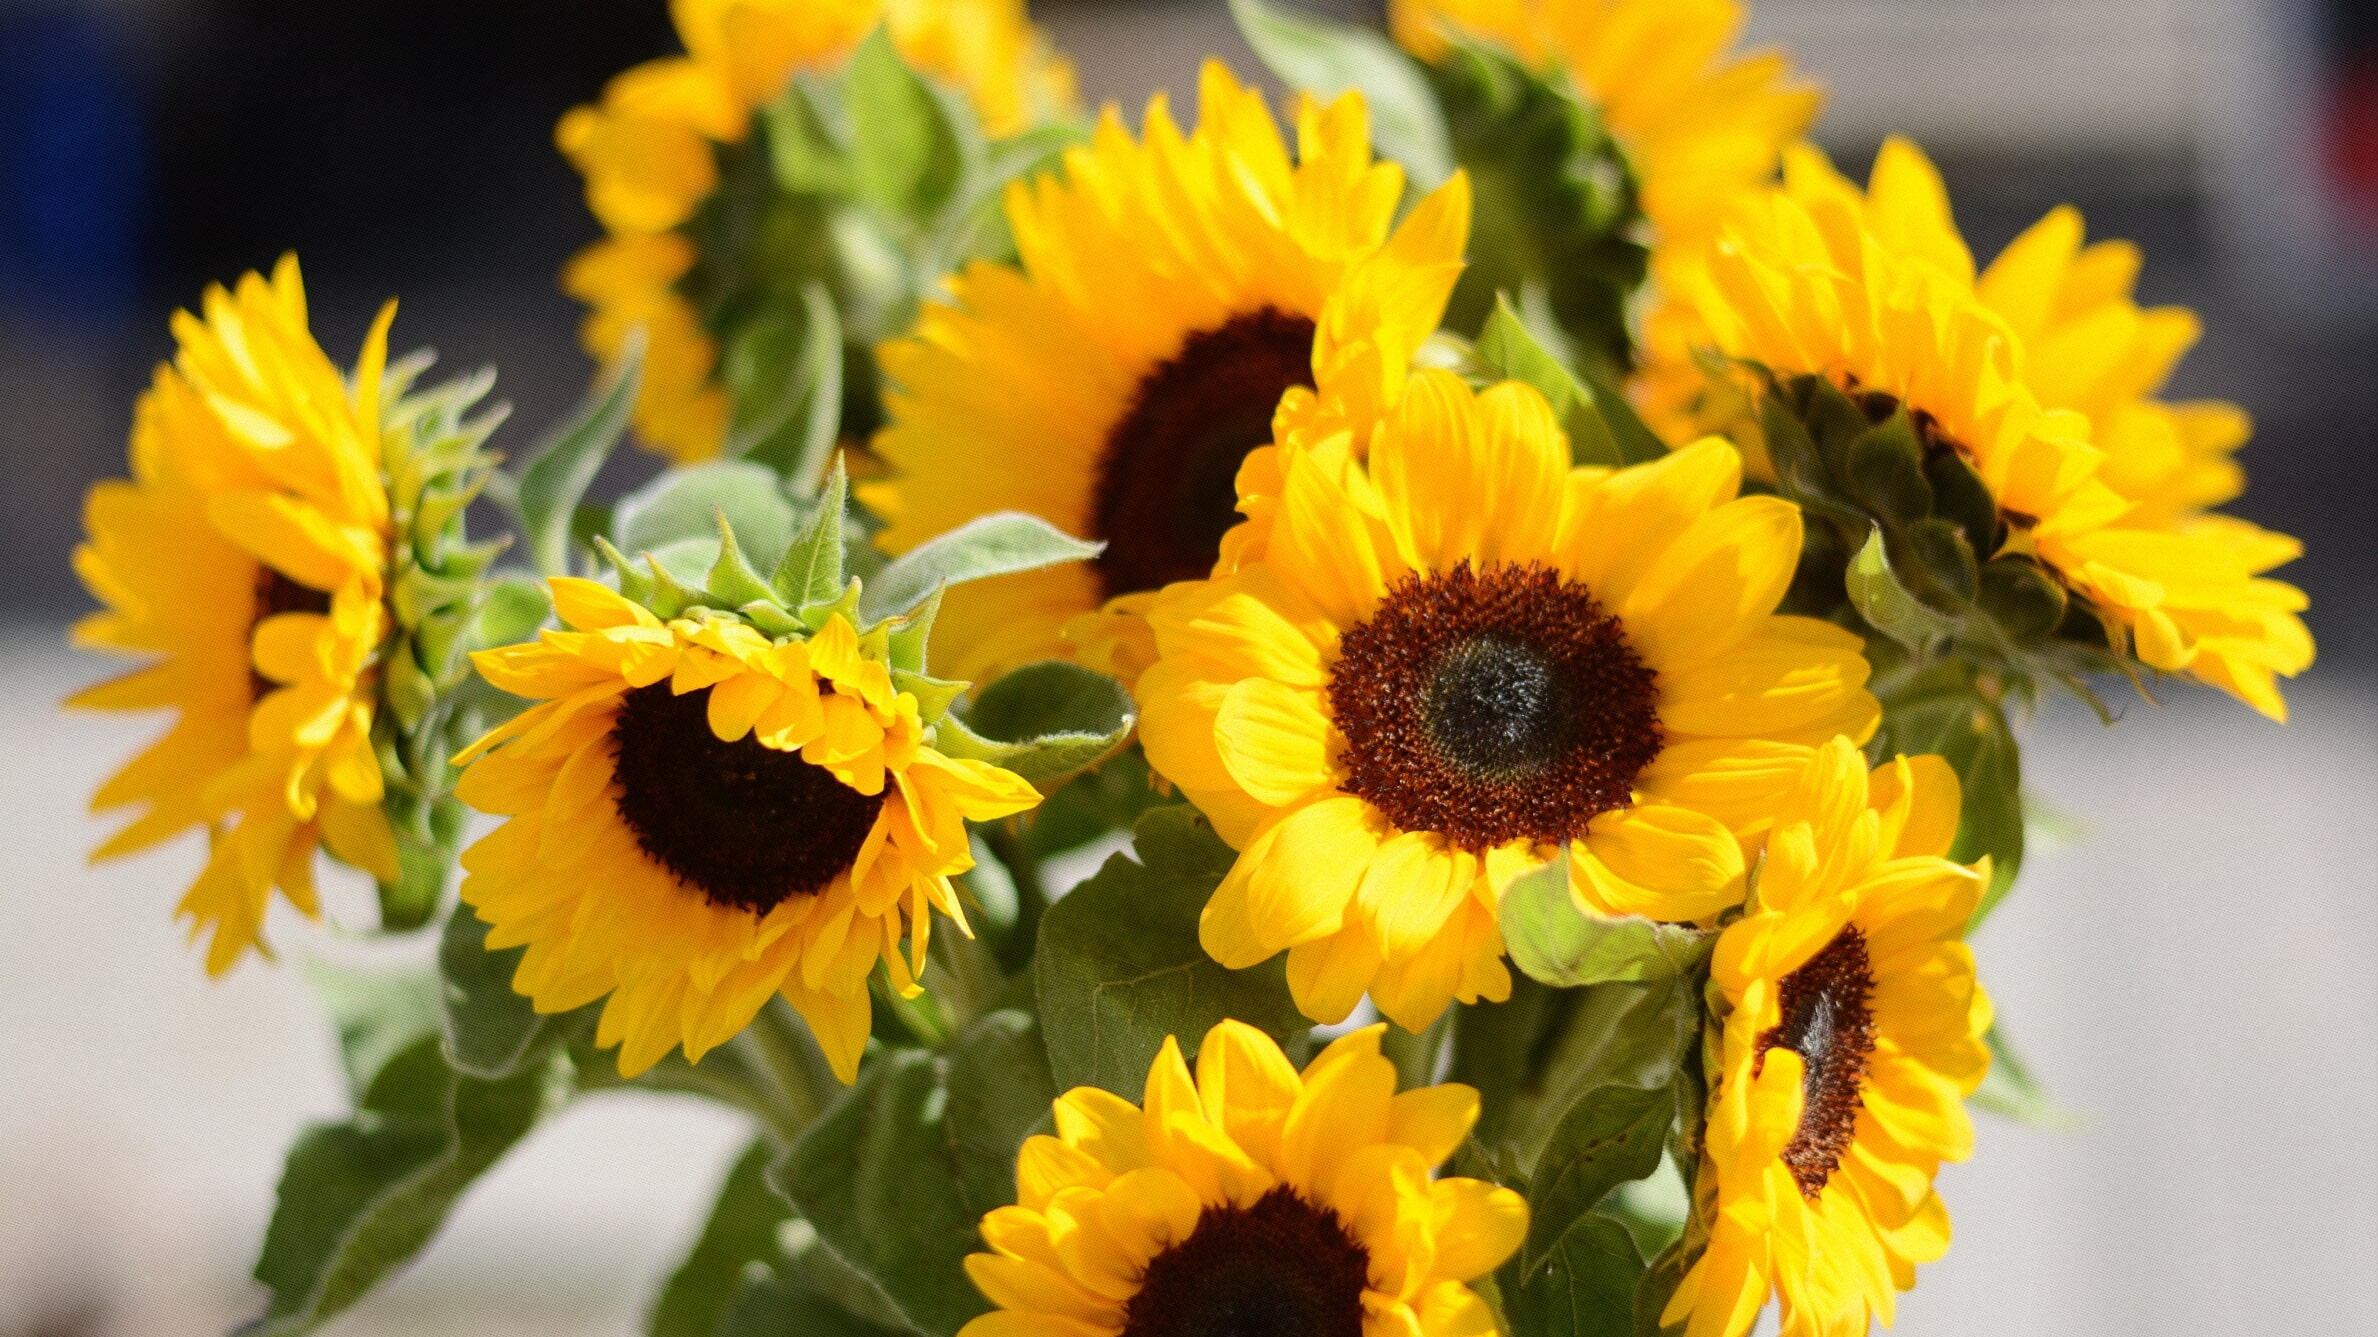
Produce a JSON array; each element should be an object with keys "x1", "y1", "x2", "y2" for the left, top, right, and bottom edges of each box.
[
  {"x1": 438, "y1": 901, "x2": 551, "y2": 1081},
  {"x1": 1503, "y1": 1212, "x2": 1644, "y2": 1337},
  {"x1": 1034, "y1": 806, "x2": 1305, "y2": 1095},
  {"x1": 650, "y1": 1140, "x2": 793, "y2": 1337},
  {"x1": 1229, "y1": 0, "x2": 1454, "y2": 187},
  {"x1": 513, "y1": 335, "x2": 641, "y2": 576},
  {"x1": 859, "y1": 513, "x2": 1101, "y2": 623},
  {"x1": 847, "y1": 26, "x2": 970, "y2": 223},
  {"x1": 1522, "y1": 1084, "x2": 1672, "y2": 1278},
  {"x1": 941, "y1": 660, "x2": 1136, "y2": 790},
  {"x1": 1500, "y1": 862, "x2": 1714, "y2": 987},
  {"x1": 717, "y1": 1272, "x2": 911, "y2": 1337},
  {"x1": 616, "y1": 461, "x2": 802, "y2": 570}
]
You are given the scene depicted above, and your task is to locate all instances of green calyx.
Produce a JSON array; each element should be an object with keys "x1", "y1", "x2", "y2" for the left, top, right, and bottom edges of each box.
[
  {"x1": 371, "y1": 356, "x2": 509, "y2": 932},
  {"x1": 1753, "y1": 369, "x2": 2138, "y2": 715},
  {"x1": 591, "y1": 458, "x2": 1135, "y2": 793},
  {"x1": 1426, "y1": 37, "x2": 1650, "y2": 384}
]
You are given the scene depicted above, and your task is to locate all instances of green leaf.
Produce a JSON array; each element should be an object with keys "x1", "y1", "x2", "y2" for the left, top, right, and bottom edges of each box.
[
  {"x1": 650, "y1": 1140, "x2": 792, "y2": 1337},
  {"x1": 305, "y1": 961, "x2": 443, "y2": 1101},
  {"x1": 1033, "y1": 806, "x2": 1306, "y2": 1095},
  {"x1": 1526, "y1": 979, "x2": 1700, "y2": 1166},
  {"x1": 732, "y1": 284, "x2": 846, "y2": 488},
  {"x1": 774, "y1": 456, "x2": 851, "y2": 608},
  {"x1": 1229, "y1": 0, "x2": 1455, "y2": 187},
  {"x1": 1577, "y1": 362, "x2": 1667, "y2": 466},
  {"x1": 941, "y1": 660, "x2": 1137, "y2": 790},
  {"x1": 438, "y1": 901, "x2": 551, "y2": 1081},
  {"x1": 1503, "y1": 1212, "x2": 1644, "y2": 1337},
  {"x1": 943, "y1": 1011, "x2": 1060, "y2": 1212},
  {"x1": 241, "y1": 1038, "x2": 569, "y2": 1336},
  {"x1": 1845, "y1": 526, "x2": 1960, "y2": 657},
  {"x1": 767, "y1": 1049, "x2": 994, "y2": 1337},
  {"x1": 1475, "y1": 295, "x2": 1621, "y2": 468},
  {"x1": 473, "y1": 576, "x2": 552, "y2": 650},
  {"x1": 1841, "y1": 412, "x2": 1934, "y2": 526},
  {"x1": 859, "y1": 513, "x2": 1102, "y2": 623},
  {"x1": 1871, "y1": 668, "x2": 2024, "y2": 922},
  {"x1": 717, "y1": 1271, "x2": 910, "y2": 1337},
  {"x1": 761, "y1": 77, "x2": 850, "y2": 196},
  {"x1": 847, "y1": 26, "x2": 970, "y2": 223},
  {"x1": 513, "y1": 334, "x2": 641, "y2": 576},
  {"x1": 1500, "y1": 861, "x2": 1715, "y2": 987},
  {"x1": 1522, "y1": 1085, "x2": 1672, "y2": 1278},
  {"x1": 615, "y1": 461, "x2": 803, "y2": 570}
]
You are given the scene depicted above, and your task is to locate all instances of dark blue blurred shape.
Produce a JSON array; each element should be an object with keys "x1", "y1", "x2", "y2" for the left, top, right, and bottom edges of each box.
[{"x1": 0, "y1": 4, "x2": 144, "y2": 323}]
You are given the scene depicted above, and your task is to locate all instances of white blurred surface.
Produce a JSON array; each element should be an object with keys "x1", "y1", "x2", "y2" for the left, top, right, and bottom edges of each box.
[{"x1": 3, "y1": 629, "x2": 2373, "y2": 1334}]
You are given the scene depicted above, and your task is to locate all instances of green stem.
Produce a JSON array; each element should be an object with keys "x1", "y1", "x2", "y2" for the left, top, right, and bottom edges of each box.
[{"x1": 985, "y1": 822, "x2": 1051, "y2": 974}]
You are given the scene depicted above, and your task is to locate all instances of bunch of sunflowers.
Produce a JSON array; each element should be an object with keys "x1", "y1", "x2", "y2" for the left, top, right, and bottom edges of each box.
[{"x1": 69, "y1": 2, "x2": 2313, "y2": 1335}]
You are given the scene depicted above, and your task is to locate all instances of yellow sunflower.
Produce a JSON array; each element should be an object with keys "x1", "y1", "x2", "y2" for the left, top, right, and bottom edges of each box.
[
  {"x1": 1390, "y1": 0, "x2": 1819, "y2": 424},
  {"x1": 1137, "y1": 369, "x2": 1878, "y2": 1031},
  {"x1": 866, "y1": 62, "x2": 1474, "y2": 686},
  {"x1": 1693, "y1": 139, "x2": 2313, "y2": 719},
  {"x1": 958, "y1": 1020, "x2": 1525, "y2": 1337},
  {"x1": 453, "y1": 579, "x2": 1041, "y2": 1081},
  {"x1": 71, "y1": 256, "x2": 399, "y2": 975},
  {"x1": 559, "y1": 0, "x2": 1076, "y2": 463},
  {"x1": 1665, "y1": 737, "x2": 1989, "y2": 1337}
]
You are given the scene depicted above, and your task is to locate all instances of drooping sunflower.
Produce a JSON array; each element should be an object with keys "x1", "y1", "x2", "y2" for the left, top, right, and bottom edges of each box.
[
  {"x1": 1390, "y1": 0, "x2": 1819, "y2": 419},
  {"x1": 559, "y1": 0, "x2": 1076, "y2": 463},
  {"x1": 71, "y1": 256, "x2": 399, "y2": 975},
  {"x1": 1137, "y1": 369, "x2": 1879, "y2": 1031},
  {"x1": 1665, "y1": 736, "x2": 1989, "y2": 1337},
  {"x1": 452, "y1": 579, "x2": 1041, "y2": 1081},
  {"x1": 866, "y1": 62, "x2": 1474, "y2": 685},
  {"x1": 958, "y1": 1020, "x2": 1525, "y2": 1337},
  {"x1": 1692, "y1": 138, "x2": 2313, "y2": 719}
]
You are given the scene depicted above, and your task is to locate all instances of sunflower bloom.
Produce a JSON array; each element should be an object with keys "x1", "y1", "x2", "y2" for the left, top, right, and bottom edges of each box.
[
  {"x1": 867, "y1": 62, "x2": 1473, "y2": 685},
  {"x1": 1694, "y1": 139, "x2": 2313, "y2": 719},
  {"x1": 1391, "y1": 0, "x2": 1818, "y2": 420},
  {"x1": 959, "y1": 1020, "x2": 1525, "y2": 1337},
  {"x1": 452, "y1": 579, "x2": 1041, "y2": 1081},
  {"x1": 559, "y1": 0, "x2": 1075, "y2": 462},
  {"x1": 1665, "y1": 737, "x2": 1989, "y2": 1337},
  {"x1": 71, "y1": 257, "x2": 399, "y2": 975},
  {"x1": 1138, "y1": 369, "x2": 1878, "y2": 1031}
]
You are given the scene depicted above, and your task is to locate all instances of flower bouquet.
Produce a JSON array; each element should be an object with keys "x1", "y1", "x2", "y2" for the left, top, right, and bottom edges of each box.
[{"x1": 66, "y1": 2, "x2": 2312, "y2": 1335}]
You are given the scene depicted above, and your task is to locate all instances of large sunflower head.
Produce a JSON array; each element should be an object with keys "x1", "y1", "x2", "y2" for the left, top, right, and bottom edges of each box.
[
  {"x1": 1137, "y1": 368, "x2": 1879, "y2": 1032},
  {"x1": 1692, "y1": 138, "x2": 2313, "y2": 719},
  {"x1": 453, "y1": 578, "x2": 1041, "y2": 1081},
  {"x1": 866, "y1": 62, "x2": 1474, "y2": 686},
  {"x1": 71, "y1": 256, "x2": 402, "y2": 975},
  {"x1": 1665, "y1": 736, "x2": 1989, "y2": 1337},
  {"x1": 958, "y1": 1019, "x2": 1525, "y2": 1337},
  {"x1": 1390, "y1": 0, "x2": 1818, "y2": 400},
  {"x1": 558, "y1": 0, "x2": 1075, "y2": 463}
]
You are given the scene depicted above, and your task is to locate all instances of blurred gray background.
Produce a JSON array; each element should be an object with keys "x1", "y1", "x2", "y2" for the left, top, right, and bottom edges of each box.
[{"x1": 0, "y1": 1, "x2": 2371, "y2": 1334}]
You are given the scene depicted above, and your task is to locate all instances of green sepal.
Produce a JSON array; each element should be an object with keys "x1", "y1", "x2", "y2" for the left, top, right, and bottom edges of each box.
[
  {"x1": 846, "y1": 25, "x2": 972, "y2": 227},
  {"x1": 1845, "y1": 526, "x2": 1960, "y2": 657},
  {"x1": 1228, "y1": 0, "x2": 1455, "y2": 187},
  {"x1": 707, "y1": 509, "x2": 783, "y2": 608},
  {"x1": 1500, "y1": 861, "x2": 1715, "y2": 987},
  {"x1": 1034, "y1": 806, "x2": 1307, "y2": 1095},
  {"x1": 938, "y1": 660, "x2": 1136, "y2": 791},
  {"x1": 858, "y1": 512, "x2": 1102, "y2": 624},
  {"x1": 1842, "y1": 410, "x2": 1934, "y2": 526},
  {"x1": 774, "y1": 456, "x2": 852, "y2": 609}
]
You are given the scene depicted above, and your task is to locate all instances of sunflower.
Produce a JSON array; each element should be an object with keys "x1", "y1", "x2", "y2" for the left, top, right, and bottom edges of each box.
[
  {"x1": 1692, "y1": 139, "x2": 2313, "y2": 719},
  {"x1": 559, "y1": 0, "x2": 1076, "y2": 463},
  {"x1": 1136, "y1": 369, "x2": 1878, "y2": 1031},
  {"x1": 866, "y1": 62, "x2": 1474, "y2": 686},
  {"x1": 958, "y1": 1020, "x2": 1525, "y2": 1337},
  {"x1": 452, "y1": 579, "x2": 1040, "y2": 1081},
  {"x1": 1664, "y1": 737, "x2": 1989, "y2": 1337},
  {"x1": 1390, "y1": 0, "x2": 1819, "y2": 421},
  {"x1": 70, "y1": 257, "x2": 398, "y2": 975}
]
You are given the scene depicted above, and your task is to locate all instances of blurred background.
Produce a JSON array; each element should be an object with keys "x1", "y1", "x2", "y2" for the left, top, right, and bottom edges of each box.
[{"x1": 0, "y1": 1, "x2": 2370, "y2": 1333}]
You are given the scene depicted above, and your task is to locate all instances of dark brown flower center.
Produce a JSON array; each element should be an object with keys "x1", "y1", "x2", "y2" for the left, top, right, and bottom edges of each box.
[
  {"x1": 1754, "y1": 925, "x2": 1878, "y2": 1198},
  {"x1": 248, "y1": 567, "x2": 331, "y2": 702},
  {"x1": 609, "y1": 682, "x2": 885, "y2": 915},
  {"x1": 1327, "y1": 561, "x2": 1662, "y2": 851},
  {"x1": 1120, "y1": 1186, "x2": 1369, "y2": 1337},
  {"x1": 1089, "y1": 308, "x2": 1316, "y2": 600}
]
